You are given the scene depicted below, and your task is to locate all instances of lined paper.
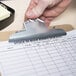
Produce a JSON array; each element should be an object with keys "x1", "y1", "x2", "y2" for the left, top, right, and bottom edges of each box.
[{"x1": 0, "y1": 30, "x2": 76, "y2": 76}]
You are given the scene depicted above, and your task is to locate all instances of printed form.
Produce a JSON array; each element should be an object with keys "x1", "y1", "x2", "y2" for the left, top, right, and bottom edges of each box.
[{"x1": 0, "y1": 30, "x2": 76, "y2": 76}]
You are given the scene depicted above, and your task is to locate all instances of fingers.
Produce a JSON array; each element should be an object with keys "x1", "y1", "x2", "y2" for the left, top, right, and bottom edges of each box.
[
  {"x1": 43, "y1": 0, "x2": 72, "y2": 17},
  {"x1": 44, "y1": 18, "x2": 53, "y2": 26},
  {"x1": 58, "y1": 0, "x2": 72, "y2": 7},
  {"x1": 48, "y1": 0, "x2": 62, "y2": 7},
  {"x1": 25, "y1": 0, "x2": 72, "y2": 25},
  {"x1": 25, "y1": 0, "x2": 49, "y2": 19},
  {"x1": 43, "y1": 6, "x2": 64, "y2": 17},
  {"x1": 39, "y1": 0, "x2": 72, "y2": 26},
  {"x1": 25, "y1": 0, "x2": 37, "y2": 20},
  {"x1": 27, "y1": 0, "x2": 37, "y2": 11},
  {"x1": 40, "y1": 16, "x2": 53, "y2": 26}
]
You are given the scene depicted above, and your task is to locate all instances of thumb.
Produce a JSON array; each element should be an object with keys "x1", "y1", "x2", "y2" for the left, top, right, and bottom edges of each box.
[{"x1": 26, "y1": 0, "x2": 49, "y2": 18}]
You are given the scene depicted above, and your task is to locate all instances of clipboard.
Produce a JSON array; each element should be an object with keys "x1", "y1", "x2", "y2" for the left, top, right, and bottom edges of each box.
[{"x1": 0, "y1": 24, "x2": 75, "y2": 76}]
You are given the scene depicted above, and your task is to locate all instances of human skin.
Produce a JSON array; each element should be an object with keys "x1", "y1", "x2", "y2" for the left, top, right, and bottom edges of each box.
[{"x1": 25, "y1": 0, "x2": 72, "y2": 25}]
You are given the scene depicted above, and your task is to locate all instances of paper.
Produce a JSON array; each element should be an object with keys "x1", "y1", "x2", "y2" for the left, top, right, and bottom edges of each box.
[
  {"x1": 0, "y1": 30, "x2": 76, "y2": 76},
  {"x1": 0, "y1": 5, "x2": 10, "y2": 21}
]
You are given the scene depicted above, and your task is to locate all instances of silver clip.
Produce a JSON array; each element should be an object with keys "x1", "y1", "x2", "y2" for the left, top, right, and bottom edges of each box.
[
  {"x1": 9, "y1": 18, "x2": 49, "y2": 42},
  {"x1": 23, "y1": 18, "x2": 49, "y2": 33}
]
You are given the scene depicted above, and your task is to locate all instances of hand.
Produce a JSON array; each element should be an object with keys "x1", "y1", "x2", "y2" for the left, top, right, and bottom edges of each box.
[{"x1": 25, "y1": 0, "x2": 72, "y2": 25}]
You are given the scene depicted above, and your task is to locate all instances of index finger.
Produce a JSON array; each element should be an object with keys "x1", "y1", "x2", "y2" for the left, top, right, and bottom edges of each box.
[{"x1": 25, "y1": 0, "x2": 38, "y2": 20}]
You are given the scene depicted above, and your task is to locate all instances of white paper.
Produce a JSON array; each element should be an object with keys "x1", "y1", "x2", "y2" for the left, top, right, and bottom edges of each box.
[
  {"x1": 0, "y1": 30, "x2": 76, "y2": 76},
  {"x1": 0, "y1": 5, "x2": 10, "y2": 21}
]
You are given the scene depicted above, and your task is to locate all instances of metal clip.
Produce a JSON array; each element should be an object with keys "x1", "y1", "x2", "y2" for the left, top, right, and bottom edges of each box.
[{"x1": 9, "y1": 19, "x2": 66, "y2": 42}]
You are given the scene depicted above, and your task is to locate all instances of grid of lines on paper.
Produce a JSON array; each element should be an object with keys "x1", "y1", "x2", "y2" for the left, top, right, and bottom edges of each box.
[{"x1": 0, "y1": 31, "x2": 76, "y2": 76}]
